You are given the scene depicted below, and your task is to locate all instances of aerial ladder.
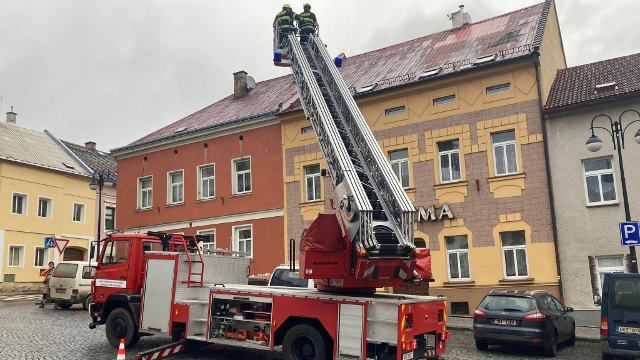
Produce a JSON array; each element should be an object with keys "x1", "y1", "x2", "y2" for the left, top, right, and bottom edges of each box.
[{"x1": 274, "y1": 28, "x2": 421, "y2": 292}]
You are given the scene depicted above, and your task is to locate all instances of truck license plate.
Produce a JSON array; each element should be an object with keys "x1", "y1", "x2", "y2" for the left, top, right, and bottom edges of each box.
[
  {"x1": 495, "y1": 319, "x2": 517, "y2": 326},
  {"x1": 402, "y1": 352, "x2": 413, "y2": 360},
  {"x1": 55, "y1": 288, "x2": 66, "y2": 294},
  {"x1": 618, "y1": 326, "x2": 640, "y2": 334}
]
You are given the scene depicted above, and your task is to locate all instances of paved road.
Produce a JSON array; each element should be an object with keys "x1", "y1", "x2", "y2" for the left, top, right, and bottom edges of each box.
[{"x1": 0, "y1": 294, "x2": 605, "y2": 360}]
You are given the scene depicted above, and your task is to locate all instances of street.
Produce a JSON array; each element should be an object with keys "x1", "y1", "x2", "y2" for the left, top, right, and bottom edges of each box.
[{"x1": 0, "y1": 294, "x2": 602, "y2": 360}]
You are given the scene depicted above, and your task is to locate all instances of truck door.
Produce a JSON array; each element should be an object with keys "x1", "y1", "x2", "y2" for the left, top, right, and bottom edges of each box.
[{"x1": 95, "y1": 239, "x2": 133, "y2": 301}]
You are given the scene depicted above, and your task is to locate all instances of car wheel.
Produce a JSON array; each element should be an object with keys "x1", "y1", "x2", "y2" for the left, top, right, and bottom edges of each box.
[
  {"x1": 475, "y1": 341, "x2": 489, "y2": 351},
  {"x1": 544, "y1": 330, "x2": 558, "y2": 357},
  {"x1": 83, "y1": 295, "x2": 92, "y2": 311},
  {"x1": 566, "y1": 324, "x2": 576, "y2": 346},
  {"x1": 601, "y1": 353, "x2": 614, "y2": 360},
  {"x1": 57, "y1": 303, "x2": 73, "y2": 310}
]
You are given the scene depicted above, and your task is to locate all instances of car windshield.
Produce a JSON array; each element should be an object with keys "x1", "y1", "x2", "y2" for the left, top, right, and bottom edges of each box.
[
  {"x1": 52, "y1": 263, "x2": 78, "y2": 278},
  {"x1": 269, "y1": 269, "x2": 309, "y2": 287},
  {"x1": 479, "y1": 295, "x2": 535, "y2": 312},
  {"x1": 613, "y1": 278, "x2": 640, "y2": 311}
]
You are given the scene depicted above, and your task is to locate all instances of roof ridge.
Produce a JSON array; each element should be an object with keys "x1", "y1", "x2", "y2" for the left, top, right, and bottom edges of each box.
[
  {"x1": 562, "y1": 52, "x2": 640, "y2": 71},
  {"x1": 61, "y1": 139, "x2": 112, "y2": 155}
]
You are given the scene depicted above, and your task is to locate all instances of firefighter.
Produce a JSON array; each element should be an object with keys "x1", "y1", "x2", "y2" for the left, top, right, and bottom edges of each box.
[
  {"x1": 298, "y1": 3, "x2": 318, "y2": 43},
  {"x1": 274, "y1": 4, "x2": 297, "y2": 47}
]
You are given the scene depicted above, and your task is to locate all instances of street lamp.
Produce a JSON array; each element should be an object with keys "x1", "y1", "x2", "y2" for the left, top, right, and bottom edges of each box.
[
  {"x1": 89, "y1": 169, "x2": 115, "y2": 262},
  {"x1": 586, "y1": 110, "x2": 640, "y2": 273}
]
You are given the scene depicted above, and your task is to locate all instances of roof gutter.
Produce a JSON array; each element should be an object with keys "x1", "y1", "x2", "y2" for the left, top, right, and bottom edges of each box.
[{"x1": 544, "y1": 90, "x2": 640, "y2": 115}]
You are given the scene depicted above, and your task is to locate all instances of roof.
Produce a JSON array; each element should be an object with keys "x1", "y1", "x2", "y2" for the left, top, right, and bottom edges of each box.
[
  {"x1": 122, "y1": 1, "x2": 550, "y2": 150},
  {"x1": 0, "y1": 122, "x2": 91, "y2": 177},
  {"x1": 61, "y1": 140, "x2": 117, "y2": 176},
  {"x1": 545, "y1": 52, "x2": 640, "y2": 112}
]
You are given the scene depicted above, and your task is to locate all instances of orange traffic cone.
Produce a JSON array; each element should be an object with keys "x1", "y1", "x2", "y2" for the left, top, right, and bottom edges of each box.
[{"x1": 116, "y1": 338, "x2": 126, "y2": 360}]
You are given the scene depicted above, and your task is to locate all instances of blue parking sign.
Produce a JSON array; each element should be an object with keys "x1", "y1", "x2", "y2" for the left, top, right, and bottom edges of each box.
[
  {"x1": 620, "y1": 221, "x2": 640, "y2": 246},
  {"x1": 44, "y1": 237, "x2": 56, "y2": 248}
]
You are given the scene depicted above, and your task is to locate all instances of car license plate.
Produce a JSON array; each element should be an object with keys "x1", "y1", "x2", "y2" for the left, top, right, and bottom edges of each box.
[
  {"x1": 494, "y1": 319, "x2": 517, "y2": 326},
  {"x1": 402, "y1": 352, "x2": 413, "y2": 360},
  {"x1": 618, "y1": 326, "x2": 640, "y2": 334},
  {"x1": 55, "y1": 288, "x2": 66, "y2": 294}
]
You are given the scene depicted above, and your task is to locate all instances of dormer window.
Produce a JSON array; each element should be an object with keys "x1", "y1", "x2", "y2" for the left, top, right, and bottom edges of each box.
[
  {"x1": 356, "y1": 84, "x2": 377, "y2": 94},
  {"x1": 474, "y1": 53, "x2": 497, "y2": 65},
  {"x1": 595, "y1": 82, "x2": 617, "y2": 94},
  {"x1": 62, "y1": 162, "x2": 75, "y2": 169},
  {"x1": 418, "y1": 67, "x2": 442, "y2": 80},
  {"x1": 173, "y1": 127, "x2": 188, "y2": 134}
]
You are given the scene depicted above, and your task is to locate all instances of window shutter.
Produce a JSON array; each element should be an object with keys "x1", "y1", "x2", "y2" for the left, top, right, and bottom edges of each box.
[{"x1": 588, "y1": 256, "x2": 599, "y2": 296}]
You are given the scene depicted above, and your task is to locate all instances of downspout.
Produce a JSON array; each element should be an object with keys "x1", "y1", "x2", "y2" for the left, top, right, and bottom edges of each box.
[{"x1": 532, "y1": 49, "x2": 564, "y2": 299}]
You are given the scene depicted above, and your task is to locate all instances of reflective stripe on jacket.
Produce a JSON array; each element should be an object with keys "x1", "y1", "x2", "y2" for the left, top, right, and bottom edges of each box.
[
  {"x1": 274, "y1": 9, "x2": 297, "y2": 29},
  {"x1": 298, "y1": 11, "x2": 317, "y2": 31}
]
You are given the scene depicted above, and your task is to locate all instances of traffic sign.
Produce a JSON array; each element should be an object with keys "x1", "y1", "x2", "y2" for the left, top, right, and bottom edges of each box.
[
  {"x1": 620, "y1": 221, "x2": 640, "y2": 247},
  {"x1": 55, "y1": 238, "x2": 69, "y2": 255},
  {"x1": 44, "y1": 237, "x2": 56, "y2": 249}
]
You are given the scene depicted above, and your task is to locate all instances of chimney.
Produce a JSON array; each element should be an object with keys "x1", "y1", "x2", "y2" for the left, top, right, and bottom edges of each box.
[
  {"x1": 6, "y1": 106, "x2": 16, "y2": 125},
  {"x1": 85, "y1": 141, "x2": 97, "y2": 150},
  {"x1": 449, "y1": 5, "x2": 472, "y2": 29},
  {"x1": 233, "y1": 71, "x2": 248, "y2": 99}
]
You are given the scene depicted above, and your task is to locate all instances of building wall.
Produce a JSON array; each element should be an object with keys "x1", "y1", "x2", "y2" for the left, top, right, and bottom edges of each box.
[
  {"x1": 92, "y1": 186, "x2": 116, "y2": 260},
  {"x1": 545, "y1": 98, "x2": 640, "y2": 312},
  {"x1": 281, "y1": 60, "x2": 560, "y2": 314},
  {"x1": 0, "y1": 161, "x2": 94, "y2": 286},
  {"x1": 538, "y1": 0, "x2": 567, "y2": 105}
]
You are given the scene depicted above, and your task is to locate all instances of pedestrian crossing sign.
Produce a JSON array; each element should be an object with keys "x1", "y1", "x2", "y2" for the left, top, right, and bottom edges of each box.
[{"x1": 44, "y1": 237, "x2": 56, "y2": 248}]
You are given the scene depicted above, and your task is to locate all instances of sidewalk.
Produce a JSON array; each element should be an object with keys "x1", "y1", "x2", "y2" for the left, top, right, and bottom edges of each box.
[{"x1": 446, "y1": 316, "x2": 600, "y2": 343}]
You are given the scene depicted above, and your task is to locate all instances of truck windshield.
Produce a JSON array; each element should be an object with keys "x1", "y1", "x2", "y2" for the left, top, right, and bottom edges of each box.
[
  {"x1": 53, "y1": 263, "x2": 78, "y2": 278},
  {"x1": 613, "y1": 278, "x2": 640, "y2": 311},
  {"x1": 270, "y1": 269, "x2": 309, "y2": 287}
]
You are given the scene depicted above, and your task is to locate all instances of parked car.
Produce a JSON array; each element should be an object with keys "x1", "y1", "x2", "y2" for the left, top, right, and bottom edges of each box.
[
  {"x1": 48, "y1": 261, "x2": 94, "y2": 310},
  {"x1": 473, "y1": 289, "x2": 575, "y2": 357},
  {"x1": 595, "y1": 273, "x2": 640, "y2": 360},
  {"x1": 268, "y1": 265, "x2": 315, "y2": 289}
]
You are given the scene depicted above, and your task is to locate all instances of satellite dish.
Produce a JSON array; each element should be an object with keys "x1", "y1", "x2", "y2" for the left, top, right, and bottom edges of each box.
[{"x1": 246, "y1": 76, "x2": 257, "y2": 90}]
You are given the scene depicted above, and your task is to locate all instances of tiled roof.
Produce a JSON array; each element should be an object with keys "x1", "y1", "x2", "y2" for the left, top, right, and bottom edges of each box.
[
  {"x1": 123, "y1": 1, "x2": 549, "y2": 149},
  {"x1": 62, "y1": 140, "x2": 117, "y2": 177},
  {"x1": 545, "y1": 53, "x2": 640, "y2": 111},
  {"x1": 0, "y1": 122, "x2": 91, "y2": 177}
]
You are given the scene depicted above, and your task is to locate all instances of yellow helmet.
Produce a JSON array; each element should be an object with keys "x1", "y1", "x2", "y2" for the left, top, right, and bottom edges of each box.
[
  {"x1": 283, "y1": 4, "x2": 291, "y2": 9},
  {"x1": 303, "y1": 3, "x2": 311, "y2": 8}
]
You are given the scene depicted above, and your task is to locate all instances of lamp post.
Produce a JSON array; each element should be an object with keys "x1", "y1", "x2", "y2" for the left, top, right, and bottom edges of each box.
[
  {"x1": 89, "y1": 169, "x2": 115, "y2": 262},
  {"x1": 586, "y1": 109, "x2": 640, "y2": 273}
]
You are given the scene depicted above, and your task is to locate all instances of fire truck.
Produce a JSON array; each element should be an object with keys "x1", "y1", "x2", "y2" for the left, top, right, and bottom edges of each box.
[{"x1": 88, "y1": 25, "x2": 450, "y2": 360}]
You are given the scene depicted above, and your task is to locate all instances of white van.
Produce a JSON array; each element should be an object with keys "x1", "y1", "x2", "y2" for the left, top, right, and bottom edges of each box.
[
  {"x1": 48, "y1": 261, "x2": 95, "y2": 310},
  {"x1": 268, "y1": 265, "x2": 315, "y2": 289}
]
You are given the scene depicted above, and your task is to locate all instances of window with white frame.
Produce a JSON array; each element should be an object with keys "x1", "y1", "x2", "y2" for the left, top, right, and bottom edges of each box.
[
  {"x1": 34, "y1": 247, "x2": 49, "y2": 267},
  {"x1": 8, "y1": 245, "x2": 24, "y2": 267},
  {"x1": 445, "y1": 235, "x2": 470, "y2": 280},
  {"x1": 38, "y1": 197, "x2": 52, "y2": 218},
  {"x1": 389, "y1": 149, "x2": 410, "y2": 188},
  {"x1": 234, "y1": 226, "x2": 252, "y2": 258},
  {"x1": 138, "y1": 177, "x2": 153, "y2": 209},
  {"x1": 72, "y1": 203, "x2": 85, "y2": 222},
  {"x1": 438, "y1": 140, "x2": 462, "y2": 183},
  {"x1": 583, "y1": 158, "x2": 617, "y2": 205},
  {"x1": 596, "y1": 256, "x2": 626, "y2": 294},
  {"x1": 486, "y1": 83, "x2": 511, "y2": 95},
  {"x1": 233, "y1": 158, "x2": 252, "y2": 194},
  {"x1": 433, "y1": 94, "x2": 456, "y2": 106},
  {"x1": 500, "y1": 230, "x2": 528, "y2": 278},
  {"x1": 492, "y1": 130, "x2": 518, "y2": 176},
  {"x1": 168, "y1": 171, "x2": 184, "y2": 204},
  {"x1": 105, "y1": 207, "x2": 115, "y2": 231},
  {"x1": 198, "y1": 229, "x2": 216, "y2": 253},
  {"x1": 305, "y1": 164, "x2": 321, "y2": 201},
  {"x1": 11, "y1": 193, "x2": 27, "y2": 215},
  {"x1": 198, "y1": 164, "x2": 215, "y2": 200}
]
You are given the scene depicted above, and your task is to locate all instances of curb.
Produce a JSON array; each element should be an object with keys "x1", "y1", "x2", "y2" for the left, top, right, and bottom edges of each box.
[{"x1": 447, "y1": 325, "x2": 601, "y2": 343}]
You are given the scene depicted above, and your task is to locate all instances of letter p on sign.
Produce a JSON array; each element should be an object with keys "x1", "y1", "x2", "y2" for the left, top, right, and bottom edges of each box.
[{"x1": 620, "y1": 221, "x2": 640, "y2": 246}]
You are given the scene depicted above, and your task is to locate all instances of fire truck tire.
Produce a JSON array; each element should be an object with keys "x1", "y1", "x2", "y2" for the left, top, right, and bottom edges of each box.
[
  {"x1": 282, "y1": 324, "x2": 327, "y2": 360},
  {"x1": 106, "y1": 308, "x2": 140, "y2": 349}
]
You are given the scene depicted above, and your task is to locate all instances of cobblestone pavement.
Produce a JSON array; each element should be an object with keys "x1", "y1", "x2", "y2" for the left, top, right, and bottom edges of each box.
[{"x1": 0, "y1": 295, "x2": 607, "y2": 360}]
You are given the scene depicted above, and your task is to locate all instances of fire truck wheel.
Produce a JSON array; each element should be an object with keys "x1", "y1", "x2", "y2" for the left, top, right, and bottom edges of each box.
[
  {"x1": 106, "y1": 308, "x2": 140, "y2": 349},
  {"x1": 282, "y1": 324, "x2": 327, "y2": 360}
]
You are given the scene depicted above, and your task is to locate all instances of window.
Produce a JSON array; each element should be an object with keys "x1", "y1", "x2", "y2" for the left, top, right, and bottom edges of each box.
[
  {"x1": 438, "y1": 140, "x2": 461, "y2": 183},
  {"x1": 138, "y1": 177, "x2": 153, "y2": 209},
  {"x1": 233, "y1": 158, "x2": 252, "y2": 194},
  {"x1": 82, "y1": 265, "x2": 96, "y2": 279},
  {"x1": 445, "y1": 235, "x2": 470, "y2": 281},
  {"x1": 418, "y1": 67, "x2": 441, "y2": 80},
  {"x1": 583, "y1": 158, "x2": 617, "y2": 205},
  {"x1": 486, "y1": 83, "x2": 511, "y2": 95},
  {"x1": 305, "y1": 164, "x2": 321, "y2": 201},
  {"x1": 198, "y1": 164, "x2": 215, "y2": 200},
  {"x1": 596, "y1": 256, "x2": 626, "y2": 294},
  {"x1": 613, "y1": 277, "x2": 640, "y2": 311},
  {"x1": 8, "y1": 245, "x2": 24, "y2": 267},
  {"x1": 389, "y1": 149, "x2": 410, "y2": 188},
  {"x1": 52, "y1": 263, "x2": 78, "y2": 278},
  {"x1": 301, "y1": 126, "x2": 314, "y2": 134},
  {"x1": 474, "y1": 53, "x2": 496, "y2": 65},
  {"x1": 433, "y1": 95, "x2": 456, "y2": 106},
  {"x1": 414, "y1": 238, "x2": 427, "y2": 248},
  {"x1": 385, "y1": 106, "x2": 406, "y2": 116},
  {"x1": 356, "y1": 84, "x2": 377, "y2": 93},
  {"x1": 500, "y1": 231, "x2": 528, "y2": 278},
  {"x1": 11, "y1": 193, "x2": 27, "y2": 215},
  {"x1": 168, "y1": 170, "x2": 184, "y2": 204},
  {"x1": 234, "y1": 226, "x2": 252, "y2": 258},
  {"x1": 492, "y1": 131, "x2": 518, "y2": 176},
  {"x1": 142, "y1": 241, "x2": 163, "y2": 254},
  {"x1": 37, "y1": 197, "x2": 52, "y2": 218},
  {"x1": 198, "y1": 230, "x2": 216, "y2": 253},
  {"x1": 34, "y1": 247, "x2": 49, "y2": 267},
  {"x1": 72, "y1": 203, "x2": 85, "y2": 222},
  {"x1": 105, "y1": 207, "x2": 115, "y2": 231},
  {"x1": 100, "y1": 240, "x2": 130, "y2": 266}
]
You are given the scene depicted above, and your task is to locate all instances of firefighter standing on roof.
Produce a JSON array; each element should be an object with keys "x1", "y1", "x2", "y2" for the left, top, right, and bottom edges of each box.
[
  {"x1": 298, "y1": 3, "x2": 317, "y2": 43},
  {"x1": 274, "y1": 4, "x2": 297, "y2": 46}
]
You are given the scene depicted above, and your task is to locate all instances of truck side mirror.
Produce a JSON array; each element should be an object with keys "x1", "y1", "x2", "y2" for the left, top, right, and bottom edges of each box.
[
  {"x1": 565, "y1": 306, "x2": 574, "y2": 313},
  {"x1": 90, "y1": 245, "x2": 95, "y2": 259},
  {"x1": 593, "y1": 294, "x2": 602, "y2": 307}
]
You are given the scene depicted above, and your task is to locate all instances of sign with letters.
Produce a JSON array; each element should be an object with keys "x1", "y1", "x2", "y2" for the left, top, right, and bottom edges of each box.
[
  {"x1": 416, "y1": 204, "x2": 454, "y2": 222},
  {"x1": 620, "y1": 221, "x2": 640, "y2": 247}
]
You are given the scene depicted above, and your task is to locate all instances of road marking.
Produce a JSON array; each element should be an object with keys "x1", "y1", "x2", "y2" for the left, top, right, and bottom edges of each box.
[{"x1": 1, "y1": 294, "x2": 42, "y2": 301}]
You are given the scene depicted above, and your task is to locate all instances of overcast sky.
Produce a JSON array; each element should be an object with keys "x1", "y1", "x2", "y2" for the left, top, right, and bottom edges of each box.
[{"x1": 1, "y1": 0, "x2": 639, "y2": 152}]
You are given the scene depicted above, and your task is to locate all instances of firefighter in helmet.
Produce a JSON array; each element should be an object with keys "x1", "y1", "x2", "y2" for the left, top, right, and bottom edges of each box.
[
  {"x1": 274, "y1": 4, "x2": 297, "y2": 46},
  {"x1": 298, "y1": 3, "x2": 318, "y2": 43}
]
